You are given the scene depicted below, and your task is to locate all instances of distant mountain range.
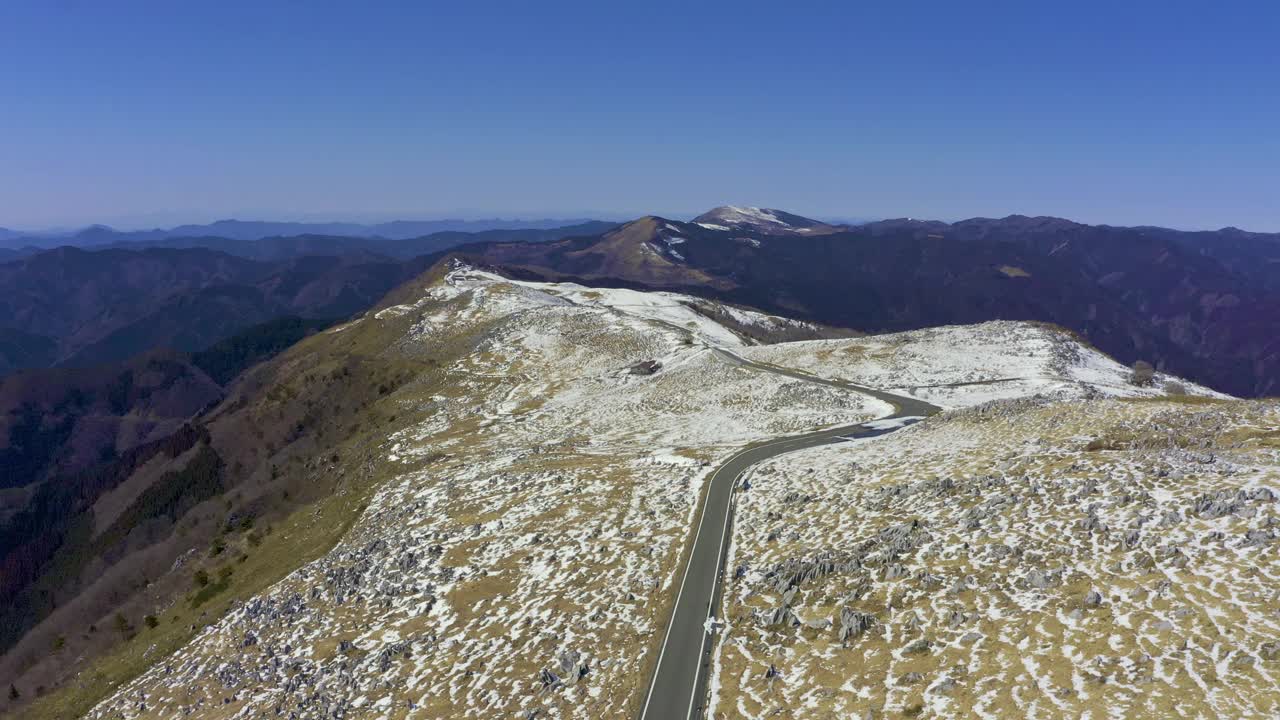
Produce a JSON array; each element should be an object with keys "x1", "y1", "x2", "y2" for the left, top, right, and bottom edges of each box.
[
  {"x1": 2, "y1": 206, "x2": 1279, "y2": 398},
  {"x1": 0, "y1": 217, "x2": 610, "y2": 252},
  {"x1": 0, "y1": 222, "x2": 614, "y2": 374},
  {"x1": 58, "y1": 221, "x2": 617, "y2": 262}
]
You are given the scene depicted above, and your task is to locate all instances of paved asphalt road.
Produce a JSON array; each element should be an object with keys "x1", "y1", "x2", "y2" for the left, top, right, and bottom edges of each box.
[{"x1": 639, "y1": 349, "x2": 941, "y2": 720}]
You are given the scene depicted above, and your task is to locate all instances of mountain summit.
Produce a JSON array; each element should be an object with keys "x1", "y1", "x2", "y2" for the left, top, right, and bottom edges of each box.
[{"x1": 691, "y1": 206, "x2": 843, "y2": 235}]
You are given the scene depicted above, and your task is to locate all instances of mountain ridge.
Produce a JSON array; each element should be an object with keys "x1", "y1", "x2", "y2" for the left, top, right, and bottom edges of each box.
[
  {"x1": 5, "y1": 208, "x2": 1279, "y2": 396},
  {"x1": 0, "y1": 217, "x2": 612, "y2": 250},
  {"x1": 0, "y1": 223, "x2": 616, "y2": 375},
  {"x1": 453, "y1": 207, "x2": 1280, "y2": 397}
]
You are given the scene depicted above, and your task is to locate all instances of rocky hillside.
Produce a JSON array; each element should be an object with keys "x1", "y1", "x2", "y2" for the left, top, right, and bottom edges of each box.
[
  {"x1": 741, "y1": 321, "x2": 1225, "y2": 409},
  {"x1": 4, "y1": 263, "x2": 883, "y2": 718},
  {"x1": 713, "y1": 396, "x2": 1280, "y2": 718},
  {"x1": 2, "y1": 261, "x2": 1266, "y2": 720}
]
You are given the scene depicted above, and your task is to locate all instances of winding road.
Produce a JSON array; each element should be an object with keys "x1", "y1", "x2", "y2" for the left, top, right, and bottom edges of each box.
[{"x1": 638, "y1": 349, "x2": 941, "y2": 720}]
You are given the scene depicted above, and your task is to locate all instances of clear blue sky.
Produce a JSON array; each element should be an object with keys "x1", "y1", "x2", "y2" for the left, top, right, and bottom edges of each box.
[{"x1": 2, "y1": 1, "x2": 1277, "y2": 231}]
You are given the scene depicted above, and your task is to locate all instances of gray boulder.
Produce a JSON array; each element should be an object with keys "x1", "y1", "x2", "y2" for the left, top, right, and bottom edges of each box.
[
  {"x1": 838, "y1": 608, "x2": 877, "y2": 642},
  {"x1": 1026, "y1": 569, "x2": 1057, "y2": 590},
  {"x1": 903, "y1": 638, "x2": 932, "y2": 655},
  {"x1": 628, "y1": 360, "x2": 662, "y2": 376}
]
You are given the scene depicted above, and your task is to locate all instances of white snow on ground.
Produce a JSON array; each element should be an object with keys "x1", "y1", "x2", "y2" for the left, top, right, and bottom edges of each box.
[
  {"x1": 861, "y1": 416, "x2": 926, "y2": 430},
  {"x1": 694, "y1": 206, "x2": 839, "y2": 235},
  {"x1": 708, "y1": 206, "x2": 793, "y2": 230},
  {"x1": 711, "y1": 397, "x2": 1280, "y2": 719},
  {"x1": 86, "y1": 266, "x2": 886, "y2": 720},
  {"x1": 456, "y1": 270, "x2": 817, "y2": 352},
  {"x1": 457, "y1": 270, "x2": 747, "y2": 347},
  {"x1": 84, "y1": 266, "x2": 1248, "y2": 720},
  {"x1": 702, "y1": 302, "x2": 825, "y2": 339},
  {"x1": 742, "y1": 321, "x2": 1229, "y2": 409}
]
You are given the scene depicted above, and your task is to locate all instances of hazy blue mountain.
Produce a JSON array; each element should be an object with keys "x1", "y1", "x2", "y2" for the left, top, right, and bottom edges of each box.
[
  {"x1": 0, "y1": 222, "x2": 616, "y2": 376},
  {"x1": 0, "y1": 217, "x2": 610, "y2": 249},
  {"x1": 70, "y1": 221, "x2": 618, "y2": 261}
]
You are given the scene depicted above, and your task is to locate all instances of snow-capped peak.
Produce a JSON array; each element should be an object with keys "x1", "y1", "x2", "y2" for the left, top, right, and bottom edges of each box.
[{"x1": 691, "y1": 206, "x2": 841, "y2": 235}]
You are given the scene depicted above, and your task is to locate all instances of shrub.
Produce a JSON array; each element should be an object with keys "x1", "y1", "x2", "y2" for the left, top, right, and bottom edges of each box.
[
  {"x1": 194, "y1": 569, "x2": 210, "y2": 588},
  {"x1": 1165, "y1": 380, "x2": 1187, "y2": 396},
  {"x1": 144, "y1": 615, "x2": 159, "y2": 629},
  {"x1": 190, "y1": 564, "x2": 235, "y2": 608},
  {"x1": 1129, "y1": 360, "x2": 1155, "y2": 387},
  {"x1": 113, "y1": 613, "x2": 132, "y2": 636}
]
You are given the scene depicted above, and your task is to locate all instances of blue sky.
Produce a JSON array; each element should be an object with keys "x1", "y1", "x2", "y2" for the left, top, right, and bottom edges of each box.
[{"x1": 1, "y1": 1, "x2": 1277, "y2": 231}]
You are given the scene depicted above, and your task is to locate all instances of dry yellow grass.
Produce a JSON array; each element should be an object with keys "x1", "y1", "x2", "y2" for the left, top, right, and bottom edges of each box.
[{"x1": 713, "y1": 398, "x2": 1280, "y2": 719}]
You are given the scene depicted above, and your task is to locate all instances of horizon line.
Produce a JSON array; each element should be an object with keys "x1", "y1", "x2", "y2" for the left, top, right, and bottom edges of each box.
[{"x1": 2, "y1": 208, "x2": 1275, "y2": 237}]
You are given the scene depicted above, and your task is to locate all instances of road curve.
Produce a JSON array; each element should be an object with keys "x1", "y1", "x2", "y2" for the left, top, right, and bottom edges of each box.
[{"x1": 638, "y1": 349, "x2": 941, "y2": 720}]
